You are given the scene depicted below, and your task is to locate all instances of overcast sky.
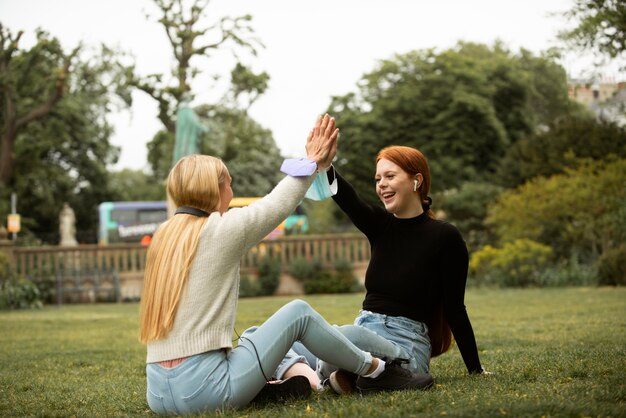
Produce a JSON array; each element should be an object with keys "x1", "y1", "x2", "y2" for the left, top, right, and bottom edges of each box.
[{"x1": 1, "y1": 0, "x2": 620, "y2": 171}]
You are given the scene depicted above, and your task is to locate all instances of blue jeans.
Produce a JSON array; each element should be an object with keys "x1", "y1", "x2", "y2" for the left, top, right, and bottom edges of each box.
[
  {"x1": 281, "y1": 309, "x2": 431, "y2": 380},
  {"x1": 145, "y1": 300, "x2": 374, "y2": 414}
]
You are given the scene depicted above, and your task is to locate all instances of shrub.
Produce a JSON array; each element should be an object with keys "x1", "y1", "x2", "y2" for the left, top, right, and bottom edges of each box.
[
  {"x1": 469, "y1": 239, "x2": 554, "y2": 287},
  {"x1": 287, "y1": 257, "x2": 322, "y2": 281},
  {"x1": 536, "y1": 257, "x2": 597, "y2": 287},
  {"x1": 596, "y1": 245, "x2": 626, "y2": 286},
  {"x1": 239, "y1": 275, "x2": 262, "y2": 298},
  {"x1": 0, "y1": 252, "x2": 43, "y2": 309},
  {"x1": 0, "y1": 278, "x2": 43, "y2": 309},
  {"x1": 257, "y1": 257, "x2": 281, "y2": 296},
  {"x1": 332, "y1": 258, "x2": 360, "y2": 292},
  {"x1": 302, "y1": 258, "x2": 358, "y2": 294}
]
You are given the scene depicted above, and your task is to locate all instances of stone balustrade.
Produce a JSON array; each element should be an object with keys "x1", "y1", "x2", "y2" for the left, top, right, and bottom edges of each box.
[{"x1": 7, "y1": 233, "x2": 370, "y2": 299}]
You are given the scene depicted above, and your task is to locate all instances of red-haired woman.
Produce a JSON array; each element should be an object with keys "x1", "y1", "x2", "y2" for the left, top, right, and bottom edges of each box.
[{"x1": 282, "y1": 145, "x2": 488, "y2": 394}]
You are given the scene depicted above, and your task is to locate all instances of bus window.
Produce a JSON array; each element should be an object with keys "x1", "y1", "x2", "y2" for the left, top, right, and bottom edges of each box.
[{"x1": 98, "y1": 201, "x2": 167, "y2": 245}]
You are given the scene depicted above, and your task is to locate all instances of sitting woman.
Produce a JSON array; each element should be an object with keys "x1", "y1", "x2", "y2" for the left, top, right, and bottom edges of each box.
[{"x1": 279, "y1": 145, "x2": 488, "y2": 394}]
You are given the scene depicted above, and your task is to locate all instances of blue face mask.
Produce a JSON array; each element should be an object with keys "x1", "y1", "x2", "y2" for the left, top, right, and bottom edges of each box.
[{"x1": 305, "y1": 170, "x2": 337, "y2": 201}]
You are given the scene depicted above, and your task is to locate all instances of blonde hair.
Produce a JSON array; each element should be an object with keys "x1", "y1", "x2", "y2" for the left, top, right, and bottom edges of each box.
[{"x1": 139, "y1": 155, "x2": 226, "y2": 343}]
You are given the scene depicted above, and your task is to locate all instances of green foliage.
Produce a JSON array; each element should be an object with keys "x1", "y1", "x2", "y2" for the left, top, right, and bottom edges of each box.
[
  {"x1": 469, "y1": 239, "x2": 554, "y2": 287},
  {"x1": 239, "y1": 275, "x2": 262, "y2": 298},
  {"x1": 328, "y1": 42, "x2": 577, "y2": 202},
  {"x1": 0, "y1": 252, "x2": 11, "y2": 280},
  {"x1": 229, "y1": 62, "x2": 270, "y2": 110},
  {"x1": 535, "y1": 257, "x2": 598, "y2": 287},
  {"x1": 0, "y1": 277, "x2": 43, "y2": 310},
  {"x1": 146, "y1": 130, "x2": 175, "y2": 181},
  {"x1": 332, "y1": 258, "x2": 363, "y2": 293},
  {"x1": 487, "y1": 158, "x2": 626, "y2": 261},
  {"x1": 108, "y1": 169, "x2": 166, "y2": 201},
  {"x1": 558, "y1": 0, "x2": 626, "y2": 61},
  {"x1": 289, "y1": 258, "x2": 359, "y2": 294},
  {"x1": 1, "y1": 289, "x2": 625, "y2": 417},
  {"x1": 302, "y1": 199, "x2": 352, "y2": 234},
  {"x1": 0, "y1": 26, "x2": 132, "y2": 243},
  {"x1": 197, "y1": 105, "x2": 283, "y2": 196},
  {"x1": 0, "y1": 253, "x2": 42, "y2": 309},
  {"x1": 257, "y1": 257, "x2": 281, "y2": 296},
  {"x1": 135, "y1": 0, "x2": 269, "y2": 178},
  {"x1": 148, "y1": 104, "x2": 284, "y2": 195},
  {"x1": 438, "y1": 182, "x2": 504, "y2": 251},
  {"x1": 595, "y1": 244, "x2": 626, "y2": 286},
  {"x1": 287, "y1": 257, "x2": 322, "y2": 281},
  {"x1": 497, "y1": 116, "x2": 626, "y2": 188}
]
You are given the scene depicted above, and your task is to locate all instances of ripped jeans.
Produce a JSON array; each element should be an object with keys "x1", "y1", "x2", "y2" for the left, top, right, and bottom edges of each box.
[{"x1": 276, "y1": 309, "x2": 431, "y2": 380}]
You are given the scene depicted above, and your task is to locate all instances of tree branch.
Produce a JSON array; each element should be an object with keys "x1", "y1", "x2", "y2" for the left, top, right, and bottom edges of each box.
[{"x1": 15, "y1": 45, "x2": 81, "y2": 129}]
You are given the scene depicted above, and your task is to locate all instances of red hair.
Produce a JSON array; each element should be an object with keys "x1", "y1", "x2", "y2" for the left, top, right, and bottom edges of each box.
[{"x1": 376, "y1": 145, "x2": 435, "y2": 219}]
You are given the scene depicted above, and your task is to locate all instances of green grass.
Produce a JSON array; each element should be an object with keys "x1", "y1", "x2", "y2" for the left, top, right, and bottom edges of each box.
[{"x1": 1, "y1": 288, "x2": 625, "y2": 417}]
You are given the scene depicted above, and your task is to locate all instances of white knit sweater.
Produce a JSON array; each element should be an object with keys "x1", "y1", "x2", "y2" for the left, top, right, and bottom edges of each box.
[{"x1": 146, "y1": 174, "x2": 315, "y2": 363}]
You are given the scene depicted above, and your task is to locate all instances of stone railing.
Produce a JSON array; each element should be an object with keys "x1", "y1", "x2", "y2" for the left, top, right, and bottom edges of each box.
[{"x1": 9, "y1": 233, "x2": 370, "y2": 299}]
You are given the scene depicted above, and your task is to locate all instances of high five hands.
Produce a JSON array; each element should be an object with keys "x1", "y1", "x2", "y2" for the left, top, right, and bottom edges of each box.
[{"x1": 306, "y1": 114, "x2": 339, "y2": 171}]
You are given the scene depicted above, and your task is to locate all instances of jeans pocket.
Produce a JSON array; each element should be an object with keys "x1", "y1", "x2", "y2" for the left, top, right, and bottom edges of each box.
[
  {"x1": 181, "y1": 373, "x2": 213, "y2": 402},
  {"x1": 383, "y1": 319, "x2": 418, "y2": 341},
  {"x1": 147, "y1": 387, "x2": 166, "y2": 415}
]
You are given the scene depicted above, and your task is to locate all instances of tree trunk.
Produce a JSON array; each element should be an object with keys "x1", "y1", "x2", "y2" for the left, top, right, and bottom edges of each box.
[{"x1": 0, "y1": 126, "x2": 16, "y2": 186}]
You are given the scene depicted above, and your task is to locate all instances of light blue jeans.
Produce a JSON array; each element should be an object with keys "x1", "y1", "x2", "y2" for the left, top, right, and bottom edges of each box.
[
  {"x1": 280, "y1": 309, "x2": 431, "y2": 380},
  {"x1": 145, "y1": 300, "x2": 374, "y2": 415}
]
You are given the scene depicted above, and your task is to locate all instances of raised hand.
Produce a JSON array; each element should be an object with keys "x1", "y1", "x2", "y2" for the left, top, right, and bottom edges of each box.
[{"x1": 306, "y1": 114, "x2": 339, "y2": 171}]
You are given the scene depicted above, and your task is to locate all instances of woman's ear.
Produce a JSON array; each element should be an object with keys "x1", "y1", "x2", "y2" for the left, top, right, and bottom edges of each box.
[{"x1": 414, "y1": 173, "x2": 423, "y2": 191}]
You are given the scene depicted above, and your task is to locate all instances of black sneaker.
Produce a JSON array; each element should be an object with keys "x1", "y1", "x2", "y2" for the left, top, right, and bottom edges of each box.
[
  {"x1": 251, "y1": 375, "x2": 311, "y2": 405},
  {"x1": 356, "y1": 360, "x2": 434, "y2": 394},
  {"x1": 324, "y1": 369, "x2": 358, "y2": 394}
]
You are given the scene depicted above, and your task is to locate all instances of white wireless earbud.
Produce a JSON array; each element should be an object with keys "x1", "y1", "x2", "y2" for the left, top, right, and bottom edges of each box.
[{"x1": 413, "y1": 180, "x2": 418, "y2": 192}]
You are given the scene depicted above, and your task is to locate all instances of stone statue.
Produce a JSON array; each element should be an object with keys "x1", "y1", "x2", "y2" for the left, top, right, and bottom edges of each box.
[{"x1": 59, "y1": 203, "x2": 78, "y2": 246}]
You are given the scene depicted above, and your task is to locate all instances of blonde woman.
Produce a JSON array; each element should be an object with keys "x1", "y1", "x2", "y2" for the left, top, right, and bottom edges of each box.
[{"x1": 139, "y1": 115, "x2": 428, "y2": 414}]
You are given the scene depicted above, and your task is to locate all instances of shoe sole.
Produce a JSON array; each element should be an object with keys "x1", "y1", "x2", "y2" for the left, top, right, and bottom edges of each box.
[{"x1": 329, "y1": 370, "x2": 357, "y2": 395}]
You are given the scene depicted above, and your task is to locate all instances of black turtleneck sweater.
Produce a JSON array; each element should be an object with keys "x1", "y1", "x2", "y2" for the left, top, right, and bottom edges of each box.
[{"x1": 331, "y1": 170, "x2": 482, "y2": 373}]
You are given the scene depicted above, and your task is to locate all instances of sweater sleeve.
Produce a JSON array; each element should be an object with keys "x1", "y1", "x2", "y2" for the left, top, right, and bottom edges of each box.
[
  {"x1": 222, "y1": 174, "x2": 315, "y2": 252},
  {"x1": 330, "y1": 169, "x2": 386, "y2": 239},
  {"x1": 439, "y1": 224, "x2": 483, "y2": 374}
]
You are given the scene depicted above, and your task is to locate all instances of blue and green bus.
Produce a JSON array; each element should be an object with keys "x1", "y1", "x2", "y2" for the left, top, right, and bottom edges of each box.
[
  {"x1": 98, "y1": 199, "x2": 308, "y2": 245},
  {"x1": 98, "y1": 201, "x2": 168, "y2": 245}
]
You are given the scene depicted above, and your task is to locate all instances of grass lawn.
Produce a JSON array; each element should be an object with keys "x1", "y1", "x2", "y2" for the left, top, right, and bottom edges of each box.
[{"x1": 0, "y1": 287, "x2": 624, "y2": 417}]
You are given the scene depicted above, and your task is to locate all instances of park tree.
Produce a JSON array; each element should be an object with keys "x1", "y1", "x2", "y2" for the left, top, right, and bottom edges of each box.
[
  {"x1": 496, "y1": 116, "x2": 626, "y2": 187},
  {"x1": 194, "y1": 104, "x2": 282, "y2": 196},
  {"x1": 327, "y1": 42, "x2": 579, "y2": 203},
  {"x1": 438, "y1": 182, "x2": 504, "y2": 252},
  {"x1": 558, "y1": 0, "x2": 626, "y2": 63},
  {"x1": 129, "y1": 0, "x2": 281, "y2": 189},
  {"x1": 0, "y1": 24, "x2": 132, "y2": 243},
  {"x1": 0, "y1": 24, "x2": 79, "y2": 186},
  {"x1": 108, "y1": 169, "x2": 166, "y2": 202},
  {"x1": 486, "y1": 158, "x2": 626, "y2": 262}
]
